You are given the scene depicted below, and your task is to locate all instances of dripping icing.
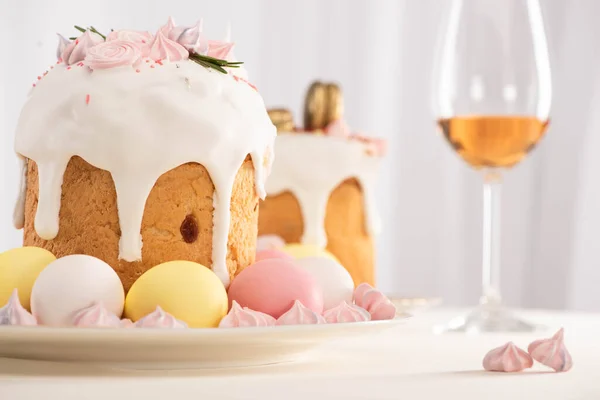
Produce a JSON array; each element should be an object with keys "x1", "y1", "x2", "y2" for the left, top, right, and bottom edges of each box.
[
  {"x1": 265, "y1": 134, "x2": 381, "y2": 248},
  {"x1": 14, "y1": 60, "x2": 275, "y2": 287},
  {"x1": 13, "y1": 156, "x2": 28, "y2": 229}
]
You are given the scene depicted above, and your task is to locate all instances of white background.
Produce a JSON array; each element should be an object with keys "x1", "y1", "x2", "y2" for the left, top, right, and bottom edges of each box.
[{"x1": 1, "y1": 0, "x2": 599, "y2": 311}]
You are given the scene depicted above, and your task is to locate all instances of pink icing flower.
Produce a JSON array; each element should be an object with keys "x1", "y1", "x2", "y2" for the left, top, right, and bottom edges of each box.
[
  {"x1": 276, "y1": 300, "x2": 326, "y2": 325},
  {"x1": 207, "y1": 40, "x2": 235, "y2": 60},
  {"x1": 219, "y1": 301, "x2": 276, "y2": 328},
  {"x1": 84, "y1": 40, "x2": 143, "y2": 70},
  {"x1": 483, "y1": 342, "x2": 533, "y2": 372},
  {"x1": 134, "y1": 306, "x2": 188, "y2": 329},
  {"x1": 107, "y1": 30, "x2": 153, "y2": 57},
  {"x1": 528, "y1": 328, "x2": 573, "y2": 372},
  {"x1": 72, "y1": 302, "x2": 122, "y2": 328},
  {"x1": 325, "y1": 119, "x2": 351, "y2": 138},
  {"x1": 0, "y1": 289, "x2": 37, "y2": 326},
  {"x1": 353, "y1": 283, "x2": 396, "y2": 321},
  {"x1": 323, "y1": 301, "x2": 371, "y2": 323},
  {"x1": 61, "y1": 30, "x2": 103, "y2": 65},
  {"x1": 148, "y1": 31, "x2": 189, "y2": 62}
]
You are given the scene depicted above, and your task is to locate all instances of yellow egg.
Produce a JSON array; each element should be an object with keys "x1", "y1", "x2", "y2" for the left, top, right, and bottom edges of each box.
[
  {"x1": 282, "y1": 243, "x2": 339, "y2": 263},
  {"x1": 0, "y1": 247, "x2": 56, "y2": 310},
  {"x1": 124, "y1": 261, "x2": 228, "y2": 328}
]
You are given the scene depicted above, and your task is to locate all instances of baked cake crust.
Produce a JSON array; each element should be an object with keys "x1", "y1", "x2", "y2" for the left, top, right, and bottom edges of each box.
[
  {"x1": 258, "y1": 178, "x2": 375, "y2": 286},
  {"x1": 23, "y1": 157, "x2": 258, "y2": 291}
]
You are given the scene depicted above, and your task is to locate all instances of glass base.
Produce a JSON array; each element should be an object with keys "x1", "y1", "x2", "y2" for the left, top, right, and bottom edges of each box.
[{"x1": 434, "y1": 305, "x2": 540, "y2": 334}]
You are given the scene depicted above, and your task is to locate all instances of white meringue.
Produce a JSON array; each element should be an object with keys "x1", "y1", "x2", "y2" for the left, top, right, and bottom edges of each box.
[
  {"x1": 72, "y1": 302, "x2": 122, "y2": 328},
  {"x1": 0, "y1": 289, "x2": 37, "y2": 326},
  {"x1": 219, "y1": 301, "x2": 276, "y2": 328},
  {"x1": 483, "y1": 342, "x2": 533, "y2": 372},
  {"x1": 134, "y1": 306, "x2": 188, "y2": 329},
  {"x1": 276, "y1": 300, "x2": 326, "y2": 325},
  {"x1": 323, "y1": 301, "x2": 371, "y2": 323}
]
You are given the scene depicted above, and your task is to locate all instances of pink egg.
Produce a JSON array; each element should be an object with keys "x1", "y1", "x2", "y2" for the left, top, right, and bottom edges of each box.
[
  {"x1": 228, "y1": 259, "x2": 324, "y2": 318},
  {"x1": 255, "y1": 249, "x2": 293, "y2": 263}
]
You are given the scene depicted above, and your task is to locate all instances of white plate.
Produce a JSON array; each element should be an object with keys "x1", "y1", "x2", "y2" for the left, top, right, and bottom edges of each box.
[{"x1": 0, "y1": 317, "x2": 408, "y2": 370}]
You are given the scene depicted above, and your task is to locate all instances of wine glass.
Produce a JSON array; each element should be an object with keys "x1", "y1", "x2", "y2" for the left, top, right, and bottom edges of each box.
[{"x1": 432, "y1": 0, "x2": 552, "y2": 333}]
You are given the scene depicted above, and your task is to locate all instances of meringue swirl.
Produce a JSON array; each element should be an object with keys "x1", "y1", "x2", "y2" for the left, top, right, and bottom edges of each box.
[
  {"x1": 528, "y1": 328, "x2": 573, "y2": 372},
  {"x1": 134, "y1": 306, "x2": 188, "y2": 328},
  {"x1": 483, "y1": 342, "x2": 533, "y2": 372},
  {"x1": 276, "y1": 300, "x2": 326, "y2": 325},
  {"x1": 84, "y1": 40, "x2": 143, "y2": 70},
  {"x1": 72, "y1": 302, "x2": 122, "y2": 328},
  {"x1": 61, "y1": 30, "x2": 103, "y2": 65},
  {"x1": 353, "y1": 283, "x2": 396, "y2": 320},
  {"x1": 0, "y1": 289, "x2": 37, "y2": 326},
  {"x1": 219, "y1": 301, "x2": 276, "y2": 328},
  {"x1": 207, "y1": 40, "x2": 234, "y2": 60},
  {"x1": 107, "y1": 30, "x2": 153, "y2": 57},
  {"x1": 323, "y1": 301, "x2": 371, "y2": 323},
  {"x1": 148, "y1": 31, "x2": 189, "y2": 62}
]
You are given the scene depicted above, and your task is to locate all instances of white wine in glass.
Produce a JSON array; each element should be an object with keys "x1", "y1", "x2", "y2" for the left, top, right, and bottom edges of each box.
[{"x1": 433, "y1": 0, "x2": 552, "y2": 333}]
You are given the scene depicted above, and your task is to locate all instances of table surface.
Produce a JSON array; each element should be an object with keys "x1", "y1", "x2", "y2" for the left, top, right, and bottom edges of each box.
[{"x1": 1, "y1": 308, "x2": 599, "y2": 400}]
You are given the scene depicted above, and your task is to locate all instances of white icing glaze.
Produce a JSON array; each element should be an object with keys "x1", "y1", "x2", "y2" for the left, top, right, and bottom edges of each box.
[
  {"x1": 265, "y1": 133, "x2": 381, "y2": 248},
  {"x1": 13, "y1": 155, "x2": 27, "y2": 229},
  {"x1": 15, "y1": 60, "x2": 275, "y2": 286}
]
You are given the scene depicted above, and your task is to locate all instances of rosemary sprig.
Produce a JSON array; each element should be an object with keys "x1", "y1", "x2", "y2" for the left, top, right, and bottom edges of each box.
[
  {"x1": 189, "y1": 53, "x2": 243, "y2": 74},
  {"x1": 71, "y1": 25, "x2": 106, "y2": 40}
]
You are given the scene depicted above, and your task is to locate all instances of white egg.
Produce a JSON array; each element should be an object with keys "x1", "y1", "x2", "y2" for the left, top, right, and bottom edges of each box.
[
  {"x1": 295, "y1": 256, "x2": 354, "y2": 310},
  {"x1": 31, "y1": 255, "x2": 124, "y2": 326}
]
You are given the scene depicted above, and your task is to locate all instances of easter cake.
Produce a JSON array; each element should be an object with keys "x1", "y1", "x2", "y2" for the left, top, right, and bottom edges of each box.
[
  {"x1": 258, "y1": 82, "x2": 387, "y2": 286},
  {"x1": 0, "y1": 20, "x2": 397, "y2": 330},
  {"x1": 13, "y1": 18, "x2": 274, "y2": 291}
]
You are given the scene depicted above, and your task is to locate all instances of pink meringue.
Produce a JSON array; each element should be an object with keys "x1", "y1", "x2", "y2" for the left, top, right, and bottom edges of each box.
[
  {"x1": 219, "y1": 301, "x2": 276, "y2": 328},
  {"x1": 325, "y1": 119, "x2": 351, "y2": 138},
  {"x1": 353, "y1": 283, "x2": 396, "y2": 320},
  {"x1": 350, "y1": 134, "x2": 388, "y2": 157},
  {"x1": 0, "y1": 289, "x2": 37, "y2": 326},
  {"x1": 120, "y1": 318, "x2": 135, "y2": 328},
  {"x1": 134, "y1": 306, "x2": 188, "y2": 328},
  {"x1": 148, "y1": 31, "x2": 189, "y2": 62},
  {"x1": 72, "y1": 302, "x2": 122, "y2": 328},
  {"x1": 159, "y1": 16, "x2": 177, "y2": 36},
  {"x1": 85, "y1": 40, "x2": 143, "y2": 70},
  {"x1": 107, "y1": 30, "x2": 153, "y2": 57},
  {"x1": 276, "y1": 300, "x2": 326, "y2": 325},
  {"x1": 256, "y1": 234, "x2": 286, "y2": 251},
  {"x1": 207, "y1": 40, "x2": 235, "y2": 60},
  {"x1": 528, "y1": 328, "x2": 573, "y2": 372},
  {"x1": 483, "y1": 342, "x2": 533, "y2": 372},
  {"x1": 323, "y1": 301, "x2": 371, "y2": 323},
  {"x1": 61, "y1": 30, "x2": 103, "y2": 65}
]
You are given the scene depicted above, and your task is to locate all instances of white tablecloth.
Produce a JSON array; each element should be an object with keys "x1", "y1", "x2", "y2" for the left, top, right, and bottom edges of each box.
[{"x1": 1, "y1": 309, "x2": 599, "y2": 400}]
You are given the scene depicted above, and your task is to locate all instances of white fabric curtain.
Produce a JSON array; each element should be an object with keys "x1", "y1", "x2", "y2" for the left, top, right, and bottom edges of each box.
[{"x1": 1, "y1": 0, "x2": 598, "y2": 310}]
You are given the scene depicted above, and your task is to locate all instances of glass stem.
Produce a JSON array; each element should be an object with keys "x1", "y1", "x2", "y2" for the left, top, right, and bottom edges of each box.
[{"x1": 481, "y1": 171, "x2": 502, "y2": 306}]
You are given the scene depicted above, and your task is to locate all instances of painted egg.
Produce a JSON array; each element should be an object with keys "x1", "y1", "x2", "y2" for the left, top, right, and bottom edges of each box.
[
  {"x1": 30, "y1": 254, "x2": 124, "y2": 326},
  {"x1": 124, "y1": 260, "x2": 228, "y2": 328}
]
